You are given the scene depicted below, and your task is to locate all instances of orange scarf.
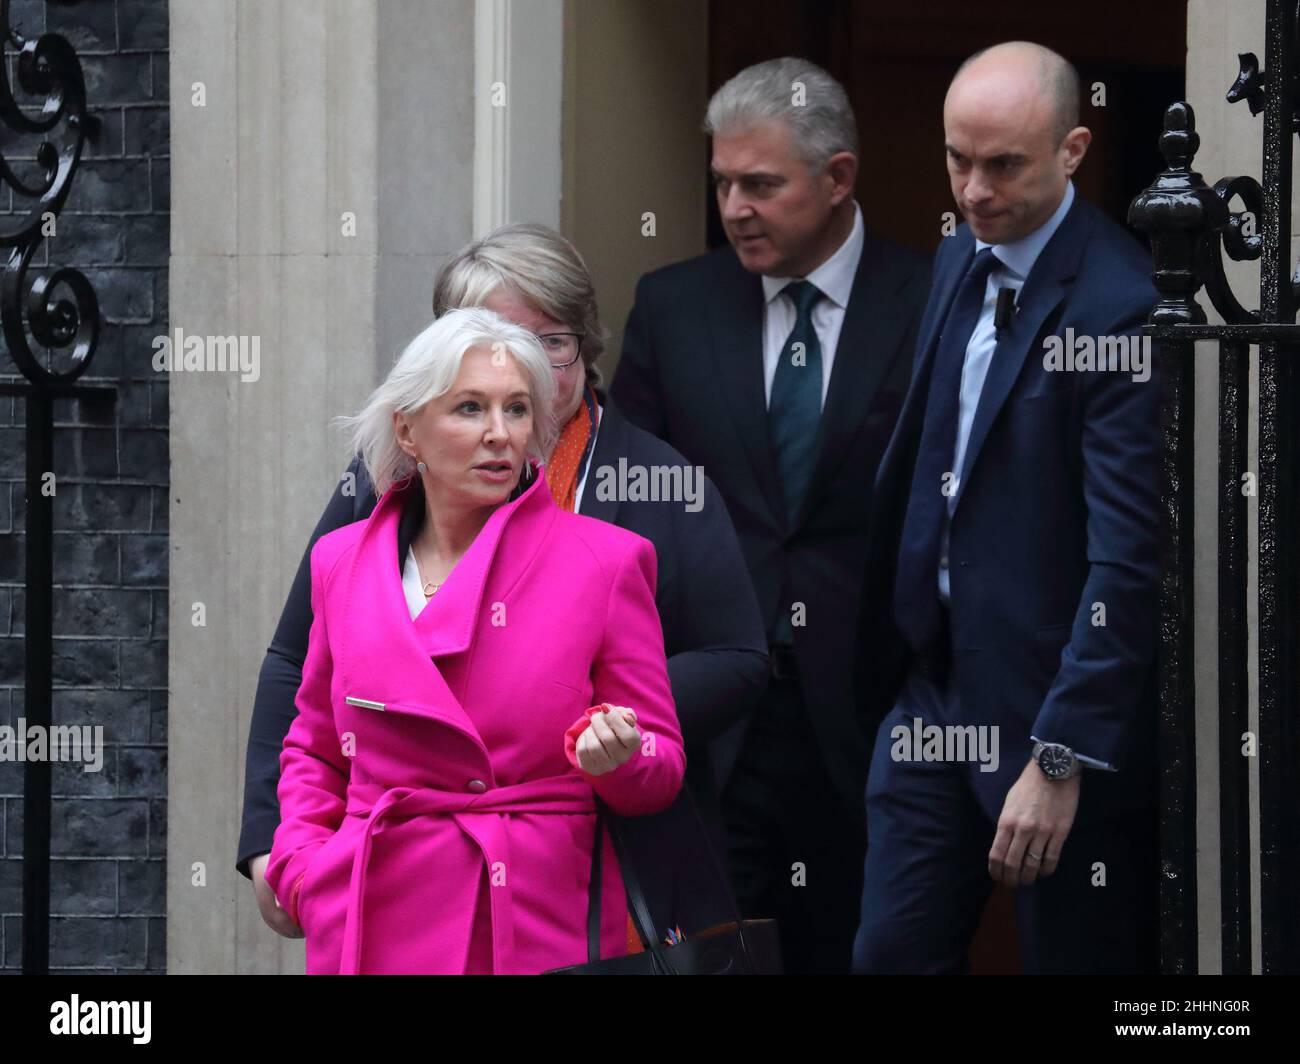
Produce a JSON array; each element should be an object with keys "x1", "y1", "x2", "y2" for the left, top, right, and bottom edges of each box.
[
  {"x1": 547, "y1": 386, "x2": 598, "y2": 512},
  {"x1": 549, "y1": 388, "x2": 644, "y2": 957}
]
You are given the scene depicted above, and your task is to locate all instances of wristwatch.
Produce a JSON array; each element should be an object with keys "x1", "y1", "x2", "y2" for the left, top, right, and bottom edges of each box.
[{"x1": 1032, "y1": 741, "x2": 1081, "y2": 780}]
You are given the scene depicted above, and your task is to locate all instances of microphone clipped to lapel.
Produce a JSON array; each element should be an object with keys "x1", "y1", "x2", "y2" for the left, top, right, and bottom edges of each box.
[{"x1": 994, "y1": 286, "x2": 1019, "y2": 335}]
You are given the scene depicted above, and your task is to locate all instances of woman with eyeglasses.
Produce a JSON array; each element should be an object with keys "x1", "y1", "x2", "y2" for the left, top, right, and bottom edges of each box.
[{"x1": 238, "y1": 223, "x2": 769, "y2": 968}]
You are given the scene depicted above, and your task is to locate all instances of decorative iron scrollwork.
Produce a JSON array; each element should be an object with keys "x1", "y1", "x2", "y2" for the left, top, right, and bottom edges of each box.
[
  {"x1": 1202, "y1": 175, "x2": 1265, "y2": 325},
  {"x1": 1227, "y1": 52, "x2": 1267, "y2": 115},
  {"x1": 1130, "y1": 74, "x2": 1300, "y2": 327},
  {"x1": 0, "y1": 0, "x2": 100, "y2": 385}
]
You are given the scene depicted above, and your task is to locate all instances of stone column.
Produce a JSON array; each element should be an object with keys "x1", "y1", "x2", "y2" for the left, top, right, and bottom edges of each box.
[{"x1": 167, "y1": 0, "x2": 475, "y2": 973}]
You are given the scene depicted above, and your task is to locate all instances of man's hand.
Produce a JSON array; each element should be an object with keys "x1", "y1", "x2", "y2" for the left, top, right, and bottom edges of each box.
[
  {"x1": 575, "y1": 706, "x2": 641, "y2": 776},
  {"x1": 988, "y1": 758, "x2": 1080, "y2": 887},
  {"x1": 250, "y1": 852, "x2": 305, "y2": 938}
]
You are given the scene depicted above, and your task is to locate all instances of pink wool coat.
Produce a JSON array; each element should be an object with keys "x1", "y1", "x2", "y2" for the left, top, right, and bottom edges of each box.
[{"x1": 265, "y1": 463, "x2": 685, "y2": 974}]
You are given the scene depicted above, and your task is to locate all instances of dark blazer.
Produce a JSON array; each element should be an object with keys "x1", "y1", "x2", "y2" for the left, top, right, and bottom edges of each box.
[
  {"x1": 612, "y1": 232, "x2": 931, "y2": 819},
  {"x1": 856, "y1": 193, "x2": 1160, "y2": 823},
  {"x1": 238, "y1": 395, "x2": 768, "y2": 939}
]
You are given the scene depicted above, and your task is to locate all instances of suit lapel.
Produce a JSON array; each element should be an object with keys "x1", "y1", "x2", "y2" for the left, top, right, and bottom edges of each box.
[
  {"x1": 577, "y1": 395, "x2": 625, "y2": 525},
  {"x1": 916, "y1": 233, "x2": 976, "y2": 392},
  {"x1": 953, "y1": 198, "x2": 1091, "y2": 509},
  {"x1": 796, "y1": 234, "x2": 926, "y2": 524},
  {"x1": 708, "y1": 261, "x2": 785, "y2": 525},
  {"x1": 870, "y1": 234, "x2": 971, "y2": 498}
]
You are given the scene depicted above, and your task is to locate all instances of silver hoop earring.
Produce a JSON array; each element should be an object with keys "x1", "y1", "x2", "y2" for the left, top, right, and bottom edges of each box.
[{"x1": 416, "y1": 460, "x2": 427, "y2": 474}]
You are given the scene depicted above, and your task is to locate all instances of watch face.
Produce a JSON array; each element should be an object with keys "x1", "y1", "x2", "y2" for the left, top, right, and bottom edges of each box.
[{"x1": 1039, "y1": 745, "x2": 1074, "y2": 779}]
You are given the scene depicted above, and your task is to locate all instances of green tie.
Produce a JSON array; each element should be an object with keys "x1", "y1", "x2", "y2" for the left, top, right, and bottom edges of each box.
[
  {"x1": 767, "y1": 280, "x2": 823, "y2": 643},
  {"x1": 768, "y1": 280, "x2": 824, "y2": 519}
]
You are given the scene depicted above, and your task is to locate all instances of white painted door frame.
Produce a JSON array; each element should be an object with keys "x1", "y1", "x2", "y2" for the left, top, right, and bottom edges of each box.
[{"x1": 474, "y1": 0, "x2": 564, "y2": 233}]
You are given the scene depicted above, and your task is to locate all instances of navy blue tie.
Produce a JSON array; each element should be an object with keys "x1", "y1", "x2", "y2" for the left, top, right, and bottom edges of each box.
[
  {"x1": 768, "y1": 280, "x2": 823, "y2": 644},
  {"x1": 894, "y1": 247, "x2": 997, "y2": 654}
]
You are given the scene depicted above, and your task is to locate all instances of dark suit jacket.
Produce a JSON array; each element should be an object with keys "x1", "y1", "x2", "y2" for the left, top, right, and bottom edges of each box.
[
  {"x1": 238, "y1": 396, "x2": 768, "y2": 939},
  {"x1": 856, "y1": 193, "x2": 1160, "y2": 824},
  {"x1": 612, "y1": 233, "x2": 931, "y2": 819}
]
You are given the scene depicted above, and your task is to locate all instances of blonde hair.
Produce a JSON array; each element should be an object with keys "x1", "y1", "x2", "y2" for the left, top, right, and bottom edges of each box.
[{"x1": 335, "y1": 307, "x2": 557, "y2": 496}]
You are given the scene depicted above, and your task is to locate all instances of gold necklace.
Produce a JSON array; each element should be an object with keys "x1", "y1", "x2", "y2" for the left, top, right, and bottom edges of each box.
[{"x1": 412, "y1": 545, "x2": 444, "y2": 597}]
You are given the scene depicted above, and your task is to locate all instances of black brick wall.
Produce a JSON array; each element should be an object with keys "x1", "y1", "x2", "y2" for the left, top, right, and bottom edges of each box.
[{"x1": 0, "y1": 0, "x2": 168, "y2": 974}]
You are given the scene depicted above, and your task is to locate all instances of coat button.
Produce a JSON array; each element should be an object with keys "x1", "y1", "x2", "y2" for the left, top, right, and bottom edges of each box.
[{"x1": 467, "y1": 779, "x2": 488, "y2": 793}]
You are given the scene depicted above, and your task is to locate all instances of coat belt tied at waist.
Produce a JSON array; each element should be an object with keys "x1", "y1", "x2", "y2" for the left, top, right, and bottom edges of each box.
[{"x1": 337, "y1": 775, "x2": 597, "y2": 974}]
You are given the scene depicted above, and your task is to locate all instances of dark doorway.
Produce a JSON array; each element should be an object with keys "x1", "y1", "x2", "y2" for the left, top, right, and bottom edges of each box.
[
  {"x1": 705, "y1": 0, "x2": 1187, "y2": 974},
  {"x1": 706, "y1": 0, "x2": 1186, "y2": 255}
]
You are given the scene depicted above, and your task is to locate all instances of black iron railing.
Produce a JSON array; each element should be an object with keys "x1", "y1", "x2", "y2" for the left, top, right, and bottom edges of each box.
[
  {"x1": 0, "y1": 0, "x2": 106, "y2": 975},
  {"x1": 1129, "y1": 0, "x2": 1300, "y2": 975}
]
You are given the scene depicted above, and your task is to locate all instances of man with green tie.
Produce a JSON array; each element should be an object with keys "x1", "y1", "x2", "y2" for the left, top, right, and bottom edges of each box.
[{"x1": 612, "y1": 56, "x2": 930, "y2": 974}]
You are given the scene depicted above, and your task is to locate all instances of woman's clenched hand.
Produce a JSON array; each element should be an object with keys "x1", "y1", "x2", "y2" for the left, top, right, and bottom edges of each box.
[{"x1": 574, "y1": 705, "x2": 641, "y2": 776}]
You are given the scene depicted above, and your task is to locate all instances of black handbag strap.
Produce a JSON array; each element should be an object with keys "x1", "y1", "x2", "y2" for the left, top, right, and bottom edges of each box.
[
  {"x1": 586, "y1": 800, "x2": 602, "y2": 964},
  {"x1": 585, "y1": 790, "x2": 758, "y2": 974},
  {"x1": 588, "y1": 798, "x2": 676, "y2": 973},
  {"x1": 601, "y1": 799, "x2": 678, "y2": 975}
]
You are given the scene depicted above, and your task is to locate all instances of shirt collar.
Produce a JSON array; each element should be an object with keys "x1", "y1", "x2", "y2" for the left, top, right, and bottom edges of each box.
[
  {"x1": 761, "y1": 199, "x2": 864, "y2": 309},
  {"x1": 975, "y1": 179, "x2": 1075, "y2": 279}
]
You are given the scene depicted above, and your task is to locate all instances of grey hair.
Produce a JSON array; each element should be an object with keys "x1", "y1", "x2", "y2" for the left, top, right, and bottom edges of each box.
[
  {"x1": 704, "y1": 57, "x2": 858, "y2": 170},
  {"x1": 432, "y1": 222, "x2": 607, "y2": 390},
  {"x1": 335, "y1": 307, "x2": 557, "y2": 497}
]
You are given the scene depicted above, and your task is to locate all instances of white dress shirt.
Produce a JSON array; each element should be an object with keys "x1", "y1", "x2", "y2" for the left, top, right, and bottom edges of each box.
[
  {"x1": 401, "y1": 545, "x2": 429, "y2": 620},
  {"x1": 937, "y1": 180, "x2": 1075, "y2": 602},
  {"x1": 572, "y1": 400, "x2": 602, "y2": 512},
  {"x1": 401, "y1": 402, "x2": 604, "y2": 620},
  {"x1": 760, "y1": 200, "x2": 865, "y2": 409}
]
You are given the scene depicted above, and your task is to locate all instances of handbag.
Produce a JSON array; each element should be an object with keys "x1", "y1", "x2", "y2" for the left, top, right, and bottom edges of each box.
[{"x1": 545, "y1": 787, "x2": 783, "y2": 975}]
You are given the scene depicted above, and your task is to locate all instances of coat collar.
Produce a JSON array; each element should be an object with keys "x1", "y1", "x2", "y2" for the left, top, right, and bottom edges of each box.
[{"x1": 338, "y1": 460, "x2": 557, "y2": 743}]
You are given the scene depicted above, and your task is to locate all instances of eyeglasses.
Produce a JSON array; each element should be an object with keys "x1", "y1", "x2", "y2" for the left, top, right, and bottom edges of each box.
[{"x1": 535, "y1": 331, "x2": 586, "y2": 370}]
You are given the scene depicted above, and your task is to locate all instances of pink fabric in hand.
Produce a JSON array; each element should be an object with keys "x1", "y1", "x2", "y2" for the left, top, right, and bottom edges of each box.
[{"x1": 565, "y1": 703, "x2": 639, "y2": 776}]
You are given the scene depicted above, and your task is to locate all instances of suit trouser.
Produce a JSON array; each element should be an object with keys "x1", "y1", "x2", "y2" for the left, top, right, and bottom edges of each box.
[
  {"x1": 720, "y1": 673, "x2": 866, "y2": 975},
  {"x1": 852, "y1": 670, "x2": 1159, "y2": 974}
]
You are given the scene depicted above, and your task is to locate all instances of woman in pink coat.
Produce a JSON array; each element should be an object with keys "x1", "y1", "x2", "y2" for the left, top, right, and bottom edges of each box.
[{"x1": 264, "y1": 307, "x2": 686, "y2": 974}]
